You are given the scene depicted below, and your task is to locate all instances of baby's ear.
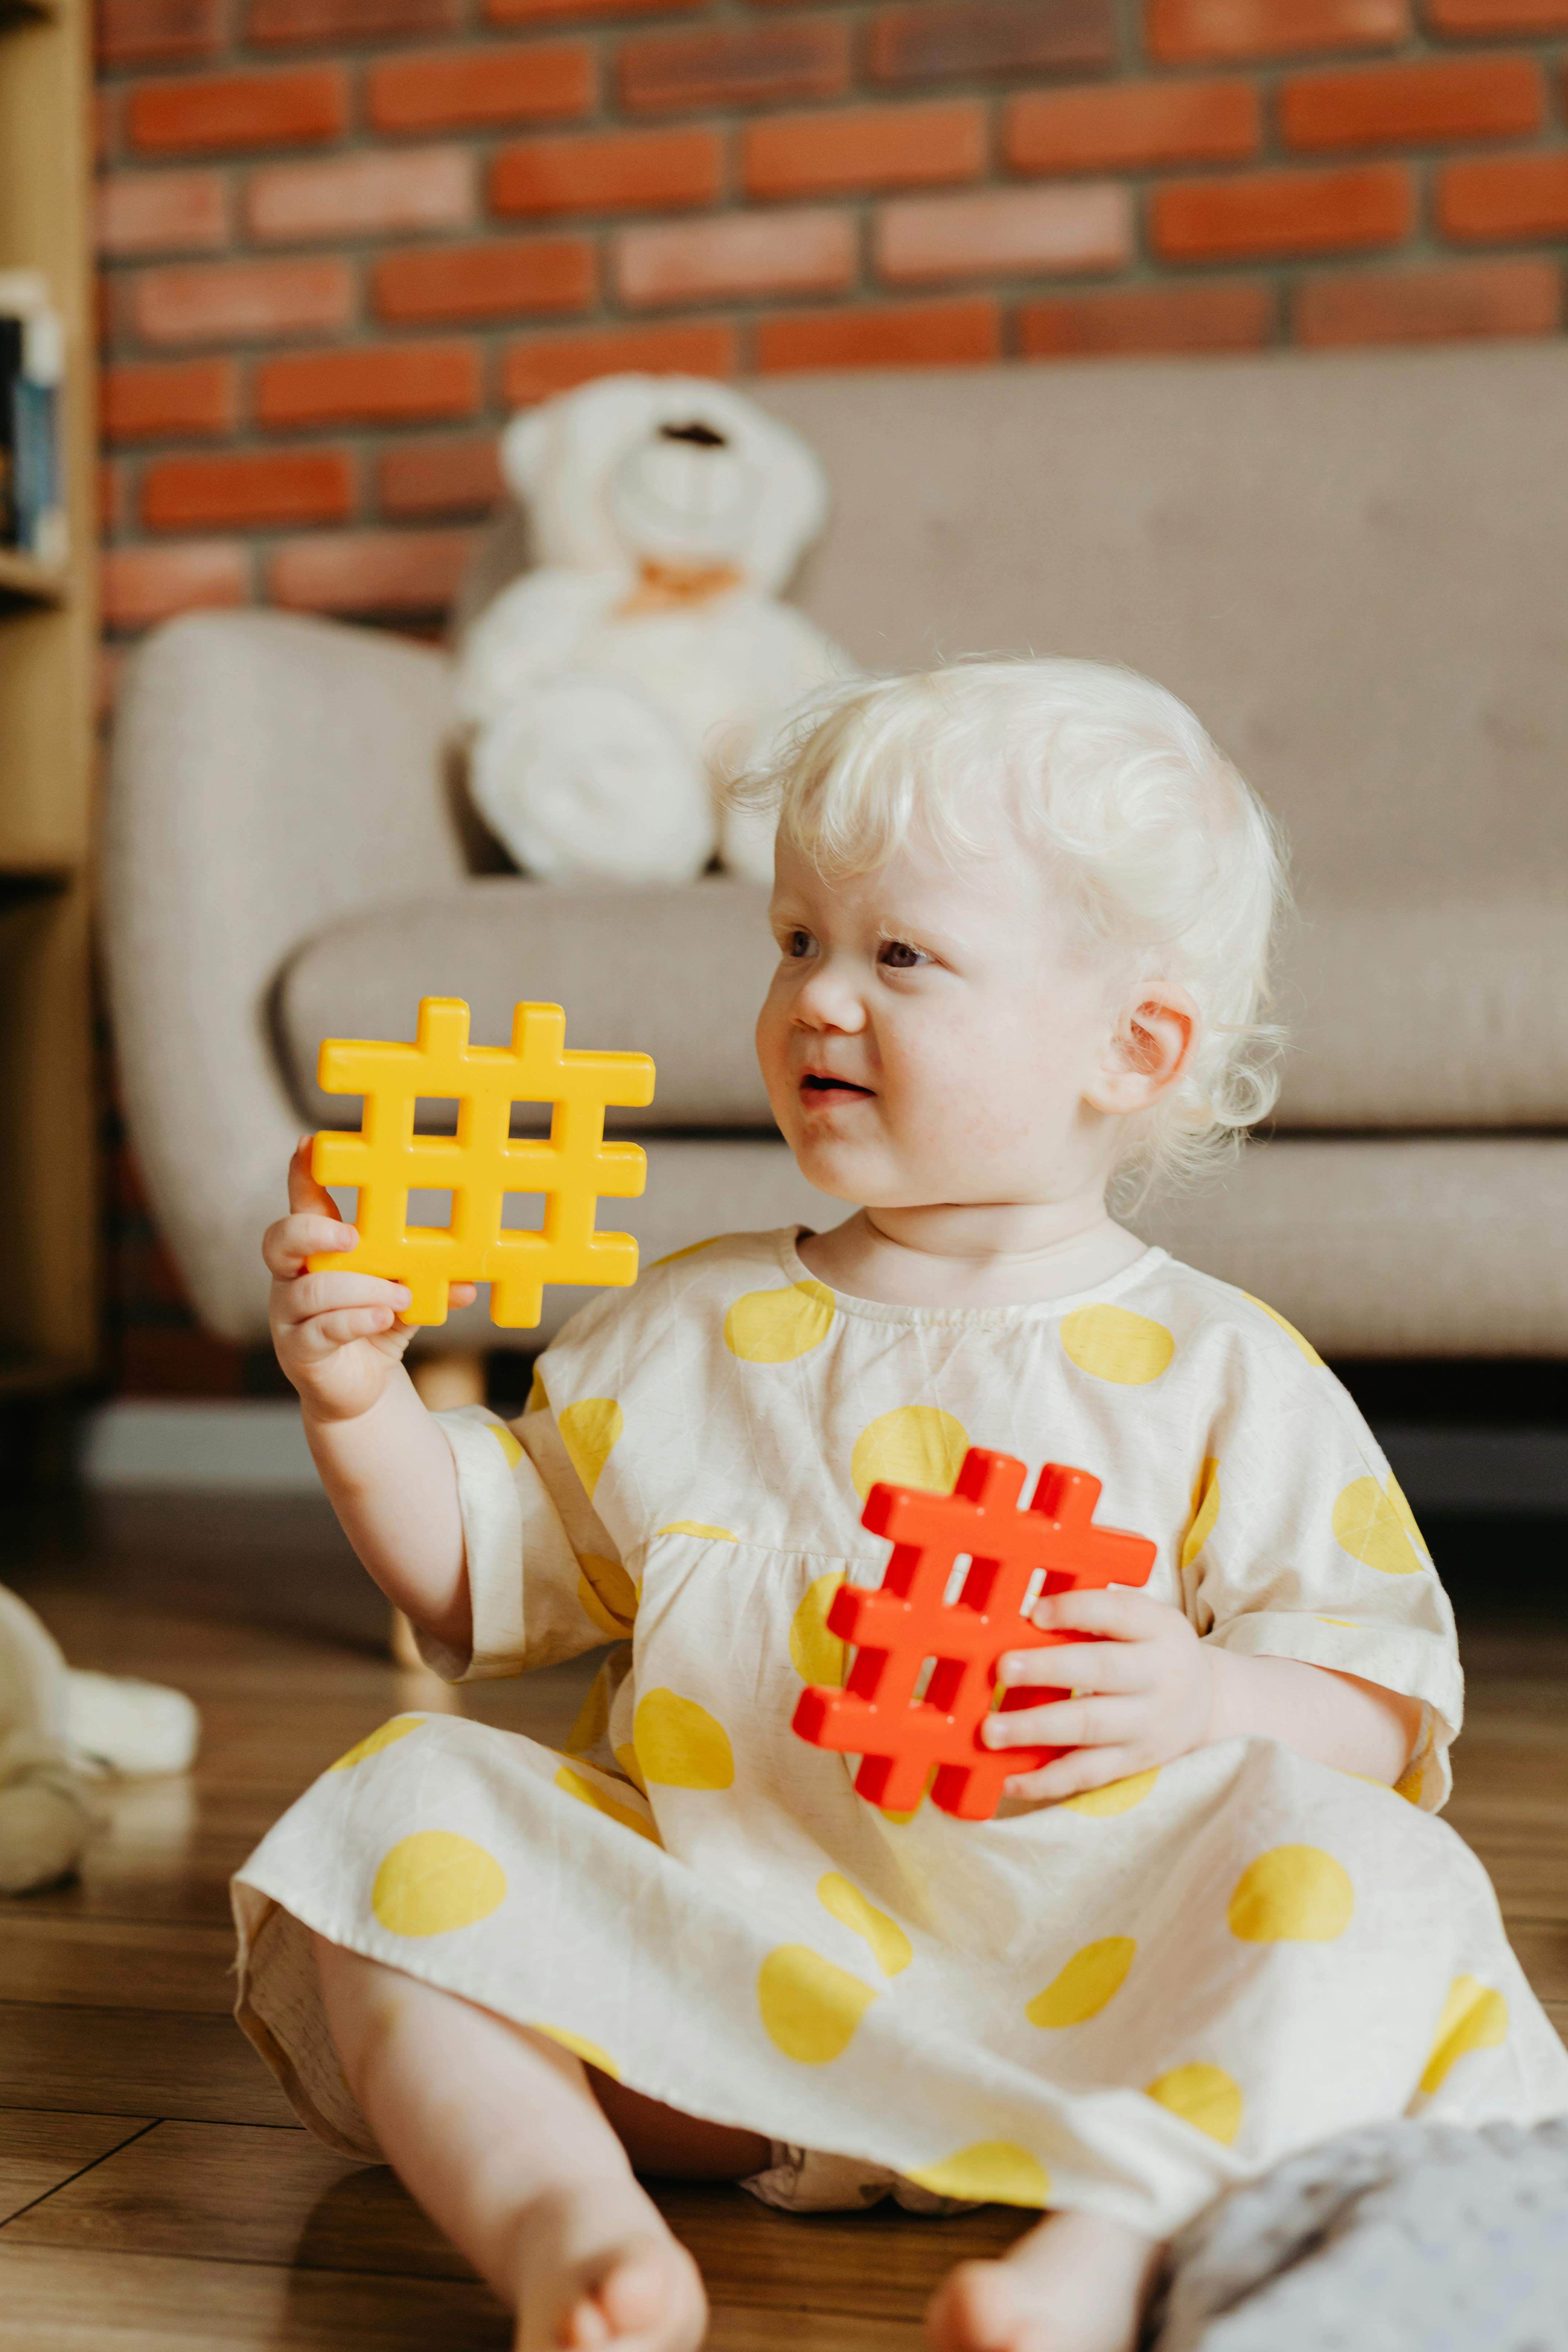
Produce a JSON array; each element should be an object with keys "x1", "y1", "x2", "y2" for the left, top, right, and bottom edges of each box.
[{"x1": 1091, "y1": 984, "x2": 1199, "y2": 1114}]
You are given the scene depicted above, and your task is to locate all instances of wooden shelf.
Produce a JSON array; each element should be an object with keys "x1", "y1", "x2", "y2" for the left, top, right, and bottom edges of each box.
[
  {"x1": 0, "y1": 549, "x2": 68, "y2": 606},
  {"x1": 0, "y1": 0, "x2": 100, "y2": 1401}
]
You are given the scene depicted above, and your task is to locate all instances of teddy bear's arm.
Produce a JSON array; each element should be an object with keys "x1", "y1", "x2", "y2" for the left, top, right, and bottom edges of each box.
[{"x1": 454, "y1": 570, "x2": 613, "y2": 729}]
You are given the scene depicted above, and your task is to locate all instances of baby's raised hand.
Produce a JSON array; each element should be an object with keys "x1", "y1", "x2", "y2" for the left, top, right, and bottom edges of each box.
[
  {"x1": 264, "y1": 1141, "x2": 476, "y2": 1424},
  {"x1": 982, "y1": 1588, "x2": 1218, "y2": 1803}
]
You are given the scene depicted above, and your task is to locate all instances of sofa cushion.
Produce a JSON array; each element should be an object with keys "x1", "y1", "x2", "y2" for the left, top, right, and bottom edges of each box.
[
  {"x1": 279, "y1": 871, "x2": 1567, "y2": 1136},
  {"x1": 279, "y1": 877, "x2": 778, "y2": 1132}
]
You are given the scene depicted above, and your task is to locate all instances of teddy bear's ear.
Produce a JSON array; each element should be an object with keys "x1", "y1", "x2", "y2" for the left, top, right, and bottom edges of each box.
[{"x1": 500, "y1": 405, "x2": 556, "y2": 505}]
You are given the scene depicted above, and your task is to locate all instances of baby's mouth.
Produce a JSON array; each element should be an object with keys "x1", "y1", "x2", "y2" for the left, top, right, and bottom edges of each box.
[{"x1": 801, "y1": 1073, "x2": 873, "y2": 1099}]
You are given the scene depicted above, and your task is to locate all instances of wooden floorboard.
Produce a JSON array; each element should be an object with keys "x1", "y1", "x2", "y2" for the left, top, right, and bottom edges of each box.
[{"x1": 1, "y1": 1494, "x2": 1566, "y2": 2348}]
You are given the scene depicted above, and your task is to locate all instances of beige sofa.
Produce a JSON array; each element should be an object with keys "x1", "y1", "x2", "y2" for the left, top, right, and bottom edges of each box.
[{"x1": 104, "y1": 343, "x2": 1568, "y2": 1362}]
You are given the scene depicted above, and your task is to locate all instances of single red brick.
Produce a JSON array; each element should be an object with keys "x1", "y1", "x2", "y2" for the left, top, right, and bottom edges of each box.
[
  {"x1": 616, "y1": 210, "x2": 855, "y2": 308},
  {"x1": 366, "y1": 40, "x2": 593, "y2": 134},
  {"x1": 489, "y1": 0, "x2": 696, "y2": 17},
  {"x1": 141, "y1": 447, "x2": 355, "y2": 529},
  {"x1": 96, "y1": 171, "x2": 229, "y2": 257},
  {"x1": 877, "y1": 182, "x2": 1131, "y2": 283},
  {"x1": 248, "y1": 147, "x2": 472, "y2": 242},
  {"x1": 744, "y1": 102, "x2": 984, "y2": 199},
  {"x1": 1281, "y1": 54, "x2": 1542, "y2": 149},
  {"x1": 1427, "y1": 0, "x2": 1568, "y2": 27},
  {"x1": 755, "y1": 296, "x2": 1001, "y2": 372},
  {"x1": 268, "y1": 527, "x2": 477, "y2": 614},
  {"x1": 490, "y1": 126, "x2": 720, "y2": 217},
  {"x1": 869, "y1": 0, "x2": 1115, "y2": 83},
  {"x1": 502, "y1": 319, "x2": 736, "y2": 404},
  {"x1": 1020, "y1": 278, "x2": 1273, "y2": 356},
  {"x1": 373, "y1": 237, "x2": 594, "y2": 323},
  {"x1": 1149, "y1": 0, "x2": 1408, "y2": 61},
  {"x1": 1440, "y1": 150, "x2": 1568, "y2": 240},
  {"x1": 127, "y1": 68, "x2": 347, "y2": 156},
  {"x1": 102, "y1": 357, "x2": 238, "y2": 442},
  {"x1": 248, "y1": 0, "x2": 460, "y2": 43},
  {"x1": 100, "y1": 540, "x2": 249, "y2": 629},
  {"x1": 256, "y1": 340, "x2": 481, "y2": 427},
  {"x1": 619, "y1": 19, "x2": 850, "y2": 113},
  {"x1": 1007, "y1": 78, "x2": 1259, "y2": 174},
  {"x1": 132, "y1": 255, "x2": 354, "y2": 345},
  {"x1": 97, "y1": 0, "x2": 222, "y2": 67},
  {"x1": 1295, "y1": 254, "x2": 1559, "y2": 342},
  {"x1": 376, "y1": 435, "x2": 503, "y2": 518},
  {"x1": 1153, "y1": 162, "x2": 1411, "y2": 260}
]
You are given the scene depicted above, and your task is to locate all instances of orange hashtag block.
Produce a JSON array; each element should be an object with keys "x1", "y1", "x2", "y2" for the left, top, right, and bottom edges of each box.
[
  {"x1": 792, "y1": 1446, "x2": 1156, "y2": 1821},
  {"x1": 307, "y1": 997, "x2": 655, "y2": 1328}
]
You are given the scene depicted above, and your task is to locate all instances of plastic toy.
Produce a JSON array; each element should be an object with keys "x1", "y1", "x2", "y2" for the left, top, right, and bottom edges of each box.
[
  {"x1": 793, "y1": 1446, "x2": 1156, "y2": 1821},
  {"x1": 307, "y1": 997, "x2": 655, "y2": 1328}
]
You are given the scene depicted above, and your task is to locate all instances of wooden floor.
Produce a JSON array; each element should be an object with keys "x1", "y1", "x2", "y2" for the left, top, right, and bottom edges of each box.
[{"x1": 2, "y1": 1493, "x2": 1567, "y2": 2351}]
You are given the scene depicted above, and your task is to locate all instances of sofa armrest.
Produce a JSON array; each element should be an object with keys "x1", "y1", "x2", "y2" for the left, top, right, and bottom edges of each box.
[{"x1": 103, "y1": 609, "x2": 464, "y2": 1343}]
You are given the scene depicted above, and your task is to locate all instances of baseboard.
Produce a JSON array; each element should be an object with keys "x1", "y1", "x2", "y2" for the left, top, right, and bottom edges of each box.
[{"x1": 74, "y1": 1400, "x2": 1568, "y2": 1511}]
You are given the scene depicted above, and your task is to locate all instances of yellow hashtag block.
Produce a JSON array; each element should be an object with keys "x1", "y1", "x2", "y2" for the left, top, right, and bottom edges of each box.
[{"x1": 306, "y1": 997, "x2": 655, "y2": 1328}]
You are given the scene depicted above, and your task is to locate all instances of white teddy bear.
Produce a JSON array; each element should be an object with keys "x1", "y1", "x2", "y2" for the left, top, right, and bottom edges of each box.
[
  {"x1": 0, "y1": 1581, "x2": 199, "y2": 1896},
  {"x1": 455, "y1": 373, "x2": 856, "y2": 887}
]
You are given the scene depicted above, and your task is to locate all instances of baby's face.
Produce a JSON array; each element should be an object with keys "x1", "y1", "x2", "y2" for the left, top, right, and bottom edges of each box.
[{"x1": 757, "y1": 829, "x2": 1122, "y2": 1213}]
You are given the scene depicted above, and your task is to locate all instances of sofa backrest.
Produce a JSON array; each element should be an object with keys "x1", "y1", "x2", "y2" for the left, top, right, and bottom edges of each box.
[{"x1": 751, "y1": 345, "x2": 1568, "y2": 906}]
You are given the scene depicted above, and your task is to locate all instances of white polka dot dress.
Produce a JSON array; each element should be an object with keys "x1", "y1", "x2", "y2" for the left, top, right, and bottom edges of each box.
[{"x1": 232, "y1": 1233, "x2": 1568, "y2": 2237}]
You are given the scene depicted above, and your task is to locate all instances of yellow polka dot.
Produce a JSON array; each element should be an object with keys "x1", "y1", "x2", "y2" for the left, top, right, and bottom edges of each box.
[
  {"x1": 1180, "y1": 1458, "x2": 1220, "y2": 1572},
  {"x1": 1394, "y1": 1755, "x2": 1425, "y2": 1806},
  {"x1": 1026, "y1": 1937, "x2": 1136, "y2": 2028},
  {"x1": 554, "y1": 1763, "x2": 660, "y2": 1844},
  {"x1": 487, "y1": 1422, "x2": 523, "y2": 1469},
  {"x1": 633, "y1": 1689, "x2": 734, "y2": 1790},
  {"x1": 850, "y1": 1405, "x2": 969, "y2": 1503},
  {"x1": 650, "y1": 1233, "x2": 730, "y2": 1268},
  {"x1": 1244, "y1": 1294, "x2": 1324, "y2": 1367},
  {"x1": 657, "y1": 1521, "x2": 736, "y2": 1541},
  {"x1": 370, "y1": 1831, "x2": 506, "y2": 1937},
  {"x1": 562, "y1": 1668, "x2": 609, "y2": 1757},
  {"x1": 723, "y1": 1278, "x2": 835, "y2": 1364},
  {"x1": 790, "y1": 1571, "x2": 847, "y2": 1686},
  {"x1": 817, "y1": 1873, "x2": 912, "y2": 1979},
  {"x1": 1421, "y1": 1975, "x2": 1508, "y2": 2095},
  {"x1": 613, "y1": 1740, "x2": 648, "y2": 1796},
  {"x1": 904, "y1": 2142, "x2": 1051, "y2": 2208},
  {"x1": 524, "y1": 1367, "x2": 548, "y2": 1414},
  {"x1": 757, "y1": 1944, "x2": 877, "y2": 2063},
  {"x1": 1145, "y1": 2064, "x2": 1243, "y2": 2146},
  {"x1": 1061, "y1": 1768, "x2": 1161, "y2": 1817},
  {"x1": 531, "y1": 2023, "x2": 620, "y2": 2080},
  {"x1": 1060, "y1": 1304, "x2": 1174, "y2": 1386},
  {"x1": 1332, "y1": 1476, "x2": 1425, "y2": 1576},
  {"x1": 328, "y1": 1715, "x2": 425, "y2": 1771},
  {"x1": 576, "y1": 1552, "x2": 638, "y2": 1639},
  {"x1": 1228, "y1": 1846, "x2": 1354, "y2": 1942},
  {"x1": 558, "y1": 1398, "x2": 623, "y2": 1499},
  {"x1": 1315, "y1": 1616, "x2": 1360, "y2": 1628}
]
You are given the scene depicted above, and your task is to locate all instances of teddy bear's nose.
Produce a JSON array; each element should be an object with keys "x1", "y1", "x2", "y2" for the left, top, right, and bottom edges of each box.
[{"x1": 659, "y1": 420, "x2": 728, "y2": 449}]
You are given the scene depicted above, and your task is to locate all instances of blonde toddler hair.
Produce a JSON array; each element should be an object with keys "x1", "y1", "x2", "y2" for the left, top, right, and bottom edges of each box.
[{"x1": 737, "y1": 657, "x2": 1289, "y2": 1205}]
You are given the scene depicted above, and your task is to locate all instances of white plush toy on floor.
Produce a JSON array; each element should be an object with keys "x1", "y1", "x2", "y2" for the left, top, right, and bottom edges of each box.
[
  {"x1": 0, "y1": 1581, "x2": 199, "y2": 1896},
  {"x1": 455, "y1": 373, "x2": 857, "y2": 886}
]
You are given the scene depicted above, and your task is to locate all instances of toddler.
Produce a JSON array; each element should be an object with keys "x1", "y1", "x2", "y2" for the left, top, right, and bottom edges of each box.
[{"x1": 236, "y1": 660, "x2": 1568, "y2": 2352}]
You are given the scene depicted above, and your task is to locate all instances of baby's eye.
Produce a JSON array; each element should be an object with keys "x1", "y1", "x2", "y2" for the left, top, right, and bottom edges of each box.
[
  {"x1": 878, "y1": 939, "x2": 929, "y2": 970},
  {"x1": 783, "y1": 928, "x2": 815, "y2": 959}
]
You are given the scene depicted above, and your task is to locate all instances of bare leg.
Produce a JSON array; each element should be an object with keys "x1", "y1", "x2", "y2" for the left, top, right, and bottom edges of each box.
[
  {"x1": 927, "y1": 2208, "x2": 1165, "y2": 2352},
  {"x1": 313, "y1": 1934, "x2": 764, "y2": 2349}
]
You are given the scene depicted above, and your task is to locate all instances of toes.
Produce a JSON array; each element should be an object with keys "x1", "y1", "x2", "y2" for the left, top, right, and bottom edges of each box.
[
  {"x1": 564, "y1": 2239, "x2": 704, "y2": 2352},
  {"x1": 598, "y1": 2244, "x2": 678, "y2": 2336},
  {"x1": 928, "y1": 2261, "x2": 1026, "y2": 2352}
]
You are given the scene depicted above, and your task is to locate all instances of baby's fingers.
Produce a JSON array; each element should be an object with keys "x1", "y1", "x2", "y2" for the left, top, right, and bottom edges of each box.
[
  {"x1": 983, "y1": 1694, "x2": 1139, "y2": 1752},
  {"x1": 263, "y1": 1212, "x2": 361, "y2": 1280},
  {"x1": 304, "y1": 1304, "x2": 405, "y2": 1350},
  {"x1": 278, "y1": 1269, "x2": 411, "y2": 1329},
  {"x1": 286, "y1": 1135, "x2": 345, "y2": 1221},
  {"x1": 998, "y1": 1640, "x2": 1146, "y2": 1694}
]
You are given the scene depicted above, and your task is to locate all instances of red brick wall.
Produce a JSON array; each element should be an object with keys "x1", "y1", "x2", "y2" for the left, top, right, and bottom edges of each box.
[{"x1": 96, "y1": 0, "x2": 1568, "y2": 647}]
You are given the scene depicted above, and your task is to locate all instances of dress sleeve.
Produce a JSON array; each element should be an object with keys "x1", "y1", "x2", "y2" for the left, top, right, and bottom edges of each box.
[
  {"x1": 414, "y1": 1384, "x2": 632, "y2": 1684},
  {"x1": 1181, "y1": 1309, "x2": 1464, "y2": 1811}
]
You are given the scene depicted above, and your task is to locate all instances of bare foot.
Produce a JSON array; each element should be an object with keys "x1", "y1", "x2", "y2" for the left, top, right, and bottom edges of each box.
[
  {"x1": 512, "y1": 2181, "x2": 706, "y2": 2352},
  {"x1": 927, "y1": 2209, "x2": 1163, "y2": 2352}
]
